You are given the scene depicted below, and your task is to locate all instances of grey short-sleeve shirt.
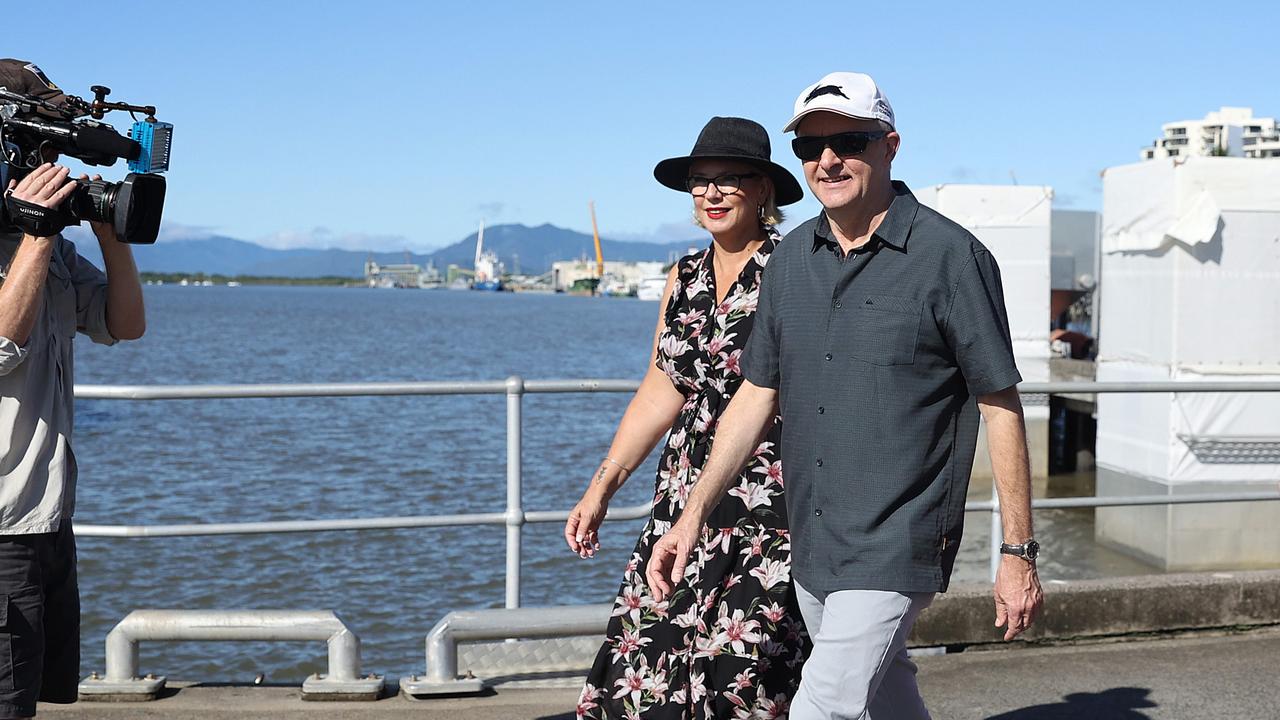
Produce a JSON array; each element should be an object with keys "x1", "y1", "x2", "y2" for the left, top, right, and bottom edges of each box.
[
  {"x1": 0, "y1": 231, "x2": 115, "y2": 534},
  {"x1": 740, "y1": 181, "x2": 1021, "y2": 593}
]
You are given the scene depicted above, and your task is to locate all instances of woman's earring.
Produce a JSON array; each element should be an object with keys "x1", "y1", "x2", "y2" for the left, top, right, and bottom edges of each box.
[{"x1": 758, "y1": 204, "x2": 766, "y2": 222}]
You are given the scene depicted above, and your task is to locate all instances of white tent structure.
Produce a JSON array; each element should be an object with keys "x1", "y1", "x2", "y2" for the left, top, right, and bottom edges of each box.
[
  {"x1": 916, "y1": 184, "x2": 1053, "y2": 479},
  {"x1": 1096, "y1": 156, "x2": 1280, "y2": 569}
]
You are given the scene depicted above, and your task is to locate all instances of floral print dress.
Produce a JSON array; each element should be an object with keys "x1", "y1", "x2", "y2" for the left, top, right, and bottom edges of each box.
[{"x1": 577, "y1": 230, "x2": 808, "y2": 719}]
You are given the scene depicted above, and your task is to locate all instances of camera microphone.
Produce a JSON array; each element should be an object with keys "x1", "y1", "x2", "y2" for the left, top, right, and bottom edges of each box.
[
  {"x1": 72, "y1": 125, "x2": 140, "y2": 162},
  {"x1": 3, "y1": 116, "x2": 140, "y2": 166}
]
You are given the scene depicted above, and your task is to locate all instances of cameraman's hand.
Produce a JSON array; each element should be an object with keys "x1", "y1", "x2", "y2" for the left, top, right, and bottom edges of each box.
[
  {"x1": 79, "y1": 173, "x2": 118, "y2": 243},
  {"x1": 8, "y1": 163, "x2": 76, "y2": 216}
]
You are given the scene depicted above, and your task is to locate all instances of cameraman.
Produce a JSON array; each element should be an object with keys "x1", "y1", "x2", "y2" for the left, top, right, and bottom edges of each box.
[{"x1": 0, "y1": 60, "x2": 145, "y2": 718}]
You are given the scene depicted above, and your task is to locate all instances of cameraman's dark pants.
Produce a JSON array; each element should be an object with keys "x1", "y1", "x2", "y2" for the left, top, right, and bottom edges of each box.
[{"x1": 0, "y1": 525, "x2": 79, "y2": 719}]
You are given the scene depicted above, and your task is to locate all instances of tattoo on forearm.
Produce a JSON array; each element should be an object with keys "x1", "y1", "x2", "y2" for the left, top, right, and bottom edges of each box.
[{"x1": 594, "y1": 465, "x2": 609, "y2": 485}]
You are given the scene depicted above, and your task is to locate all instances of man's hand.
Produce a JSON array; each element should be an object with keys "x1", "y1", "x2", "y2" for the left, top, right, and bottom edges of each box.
[
  {"x1": 994, "y1": 555, "x2": 1043, "y2": 640},
  {"x1": 6, "y1": 163, "x2": 76, "y2": 242},
  {"x1": 79, "y1": 173, "x2": 118, "y2": 243},
  {"x1": 645, "y1": 519, "x2": 699, "y2": 602},
  {"x1": 8, "y1": 163, "x2": 76, "y2": 222}
]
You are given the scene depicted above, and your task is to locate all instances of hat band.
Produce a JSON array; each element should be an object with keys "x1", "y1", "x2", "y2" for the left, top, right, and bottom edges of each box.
[{"x1": 691, "y1": 144, "x2": 768, "y2": 159}]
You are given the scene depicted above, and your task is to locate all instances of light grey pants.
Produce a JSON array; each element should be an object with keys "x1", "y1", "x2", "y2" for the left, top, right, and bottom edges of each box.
[{"x1": 791, "y1": 582, "x2": 935, "y2": 720}]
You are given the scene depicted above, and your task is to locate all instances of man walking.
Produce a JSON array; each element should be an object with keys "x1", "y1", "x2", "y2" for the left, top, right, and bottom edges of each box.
[
  {"x1": 647, "y1": 72, "x2": 1043, "y2": 719},
  {"x1": 0, "y1": 59, "x2": 147, "y2": 719}
]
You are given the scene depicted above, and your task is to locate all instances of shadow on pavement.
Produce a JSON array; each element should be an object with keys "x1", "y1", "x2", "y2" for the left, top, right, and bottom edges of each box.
[
  {"x1": 987, "y1": 687, "x2": 1157, "y2": 719},
  {"x1": 539, "y1": 686, "x2": 1158, "y2": 720}
]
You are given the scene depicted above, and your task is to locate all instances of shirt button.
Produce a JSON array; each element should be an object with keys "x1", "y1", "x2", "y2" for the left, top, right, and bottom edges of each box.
[
  {"x1": 818, "y1": 406, "x2": 825, "y2": 414},
  {"x1": 816, "y1": 458, "x2": 824, "y2": 467},
  {"x1": 834, "y1": 301, "x2": 842, "y2": 309},
  {"x1": 824, "y1": 353, "x2": 833, "y2": 361},
  {"x1": 814, "y1": 508, "x2": 823, "y2": 517}
]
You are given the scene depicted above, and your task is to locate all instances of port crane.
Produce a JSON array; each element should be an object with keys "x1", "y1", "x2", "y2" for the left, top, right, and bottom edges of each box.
[
  {"x1": 569, "y1": 201, "x2": 609, "y2": 295},
  {"x1": 590, "y1": 201, "x2": 604, "y2": 283}
]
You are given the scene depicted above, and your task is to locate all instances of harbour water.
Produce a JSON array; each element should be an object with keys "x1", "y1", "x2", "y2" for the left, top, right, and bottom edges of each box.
[{"x1": 73, "y1": 285, "x2": 1155, "y2": 683}]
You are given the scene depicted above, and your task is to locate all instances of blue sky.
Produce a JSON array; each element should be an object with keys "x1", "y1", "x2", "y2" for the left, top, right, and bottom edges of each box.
[{"x1": 6, "y1": 2, "x2": 1273, "y2": 251}]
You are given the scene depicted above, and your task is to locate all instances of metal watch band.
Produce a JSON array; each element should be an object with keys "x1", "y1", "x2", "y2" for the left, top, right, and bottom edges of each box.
[{"x1": 1000, "y1": 540, "x2": 1039, "y2": 560}]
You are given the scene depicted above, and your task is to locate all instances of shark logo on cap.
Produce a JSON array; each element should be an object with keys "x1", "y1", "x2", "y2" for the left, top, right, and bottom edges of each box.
[
  {"x1": 22, "y1": 63, "x2": 59, "y2": 91},
  {"x1": 804, "y1": 85, "x2": 849, "y2": 104}
]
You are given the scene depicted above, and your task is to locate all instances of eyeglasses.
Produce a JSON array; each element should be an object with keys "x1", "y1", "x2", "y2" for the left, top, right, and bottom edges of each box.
[
  {"x1": 685, "y1": 173, "x2": 760, "y2": 196},
  {"x1": 791, "y1": 131, "x2": 887, "y2": 162}
]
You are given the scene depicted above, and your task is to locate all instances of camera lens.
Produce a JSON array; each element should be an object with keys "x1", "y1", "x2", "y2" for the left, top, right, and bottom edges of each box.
[
  {"x1": 65, "y1": 179, "x2": 113, "y2": 224},
  {"x1": 114, "y1": 173, "x2": 165, "y2": 245},
  {"x1": 59, "y1": 173, "x2": 165, "y2": 244}
]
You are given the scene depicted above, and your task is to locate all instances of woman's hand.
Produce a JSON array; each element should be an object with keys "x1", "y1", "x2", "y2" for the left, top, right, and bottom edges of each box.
[{"x1": 565, "y1": 488, "x2": 610, "y2": 559}]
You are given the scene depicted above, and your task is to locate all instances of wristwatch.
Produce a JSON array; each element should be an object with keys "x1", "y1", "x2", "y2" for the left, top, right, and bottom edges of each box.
[{"x1": 999, "y1": 539, "x2": 1040, "y2": 562}]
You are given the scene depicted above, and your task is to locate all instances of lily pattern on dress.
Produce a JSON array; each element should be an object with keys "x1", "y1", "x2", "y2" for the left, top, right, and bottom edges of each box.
[{"x1": 579, "y1": 229, "x2": 808, "y2": 719}]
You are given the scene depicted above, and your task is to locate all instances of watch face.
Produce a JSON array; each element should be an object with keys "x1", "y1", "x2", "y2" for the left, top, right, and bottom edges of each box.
[{"x1": 1025, "y1": 541, "x2": 1040, "y2": 560}]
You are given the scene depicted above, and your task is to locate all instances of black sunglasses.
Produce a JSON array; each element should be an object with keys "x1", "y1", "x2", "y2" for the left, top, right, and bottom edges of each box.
[
  {"x1": 791, "y1": 131, "x2": 887, "y2": 162},
  {"x1": 685, "y1": 172, "x2": 760, "y2": 196}
]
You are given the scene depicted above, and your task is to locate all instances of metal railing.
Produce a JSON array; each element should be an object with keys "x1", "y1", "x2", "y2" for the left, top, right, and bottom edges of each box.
[
  {"x1": 78, "y1": 610, "x2": 383, "y2": 700},
  {"x1": 402, "y1": 604, "x2": 613, "y2": 695},
  {"x1": 74, "y1": 378, "x2": 1280, "y2": 606}
]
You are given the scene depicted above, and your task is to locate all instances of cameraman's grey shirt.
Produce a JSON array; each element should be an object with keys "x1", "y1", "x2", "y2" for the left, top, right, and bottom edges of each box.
[
  {"x1": 739, "y1": 182, "x2": 1021, "y2": 594},
  {"x1": 0, "y1": 232, "x2": 114, "y2": 535}
]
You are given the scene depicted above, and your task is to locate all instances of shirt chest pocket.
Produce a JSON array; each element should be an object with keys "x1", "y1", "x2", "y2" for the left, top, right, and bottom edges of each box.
[{"x1": 843, "y1": 294, "x2": 921, "y2": 366}]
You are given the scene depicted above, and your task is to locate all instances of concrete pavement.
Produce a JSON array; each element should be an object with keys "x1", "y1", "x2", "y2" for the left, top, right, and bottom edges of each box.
[
  {"x1": 38, "y1": 626, "x2": 1280, "y2": 719},
  {"x1": 915, "y1": 627, "x2": 1280, "y2": 719}
]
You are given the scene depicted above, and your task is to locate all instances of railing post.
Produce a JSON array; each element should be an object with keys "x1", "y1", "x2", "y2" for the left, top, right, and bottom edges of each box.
[
  {"x1": 82, "y1": 610, "x2": 382, "y2": 701},
  {"x1": 404, "y1": 604, "x2": 614, "y2": 696},
  {"x1": 990, "y1": 481, "x2": 1002, "y2": 582},
  {"x1": 505, "y1": 375, "x2": 525, "y2": 609}
]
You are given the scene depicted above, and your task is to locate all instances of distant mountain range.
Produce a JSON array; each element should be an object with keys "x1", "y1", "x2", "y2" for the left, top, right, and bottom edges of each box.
[{"x1": 65, "y1": 223, "x2": 704, "y2": 278}]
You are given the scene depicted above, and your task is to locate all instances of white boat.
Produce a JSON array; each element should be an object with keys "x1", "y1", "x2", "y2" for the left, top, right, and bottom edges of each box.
[
  {"x1": 636, "y1": 276, "x2": 667, "y2": 301},
  {"x1": 599, "y1": 276, "x2": 630, "y2": 297},
  {"x1": 472, "y1": 220, "x2": 505, "y2": 292}
]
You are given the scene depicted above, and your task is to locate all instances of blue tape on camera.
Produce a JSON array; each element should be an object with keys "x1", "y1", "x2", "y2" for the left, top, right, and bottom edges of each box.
[{"x1": 128, "y1": 121, "x2": 173, "y2": 174}]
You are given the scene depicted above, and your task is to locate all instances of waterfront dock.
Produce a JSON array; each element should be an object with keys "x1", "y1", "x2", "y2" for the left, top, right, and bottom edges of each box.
[
  {"x1": 61, "y1": 374, "x2": 1279, "y2": 717},
  {"x1": 43, "y1": 569, "x2": 1280, "y2": 719},
  {"x1": 39, "y1": 627, "x2": 1280, "y2": 719}
]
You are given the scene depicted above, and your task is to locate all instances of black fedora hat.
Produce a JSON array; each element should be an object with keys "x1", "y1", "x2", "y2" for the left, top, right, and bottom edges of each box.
[{"x1": 654, "y1": 117, "x2": 803, "y2": 206}]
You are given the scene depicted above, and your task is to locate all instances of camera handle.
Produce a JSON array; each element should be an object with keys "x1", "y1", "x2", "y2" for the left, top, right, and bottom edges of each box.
[{"x1": 89, "y1": 86, "x2": 157, "y2": 122}]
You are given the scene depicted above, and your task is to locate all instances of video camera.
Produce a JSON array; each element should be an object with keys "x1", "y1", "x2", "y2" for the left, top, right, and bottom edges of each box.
[{"x1": 0, "y1": 82, "x2": 172, "y2": 244}]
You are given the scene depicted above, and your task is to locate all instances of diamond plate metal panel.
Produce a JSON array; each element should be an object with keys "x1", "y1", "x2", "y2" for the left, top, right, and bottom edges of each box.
[
  {"x1": 458, "y1": 635, "x2": 604, "y2": 677},
  {"x1": 1180, "y1": 437, "x2": 1280, "y2": 464}
]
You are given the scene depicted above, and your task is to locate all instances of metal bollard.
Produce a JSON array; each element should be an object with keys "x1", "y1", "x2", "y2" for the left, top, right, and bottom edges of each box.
[
  {"x1": 401, "y1": 604, "x2": 612, "y2": 697},
  {"x1": 78, "y1": 609, "x2": 383, "y2": 701}
]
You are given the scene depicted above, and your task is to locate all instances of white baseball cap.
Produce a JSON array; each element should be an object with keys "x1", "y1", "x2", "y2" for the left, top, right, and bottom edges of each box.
[{"x1": 783, "y1": 71, "x2": 895, "y2": 133}]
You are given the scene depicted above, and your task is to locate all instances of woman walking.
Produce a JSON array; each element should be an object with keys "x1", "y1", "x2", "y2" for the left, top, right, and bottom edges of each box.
[{"x1": 566, "y1": 117, "x2": 809, "y2": 719}]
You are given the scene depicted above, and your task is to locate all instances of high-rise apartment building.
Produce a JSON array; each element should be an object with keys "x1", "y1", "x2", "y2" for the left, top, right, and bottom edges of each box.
[{"x1": 1141, "y1": 107, "x2": 1280, "y2": 160}]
